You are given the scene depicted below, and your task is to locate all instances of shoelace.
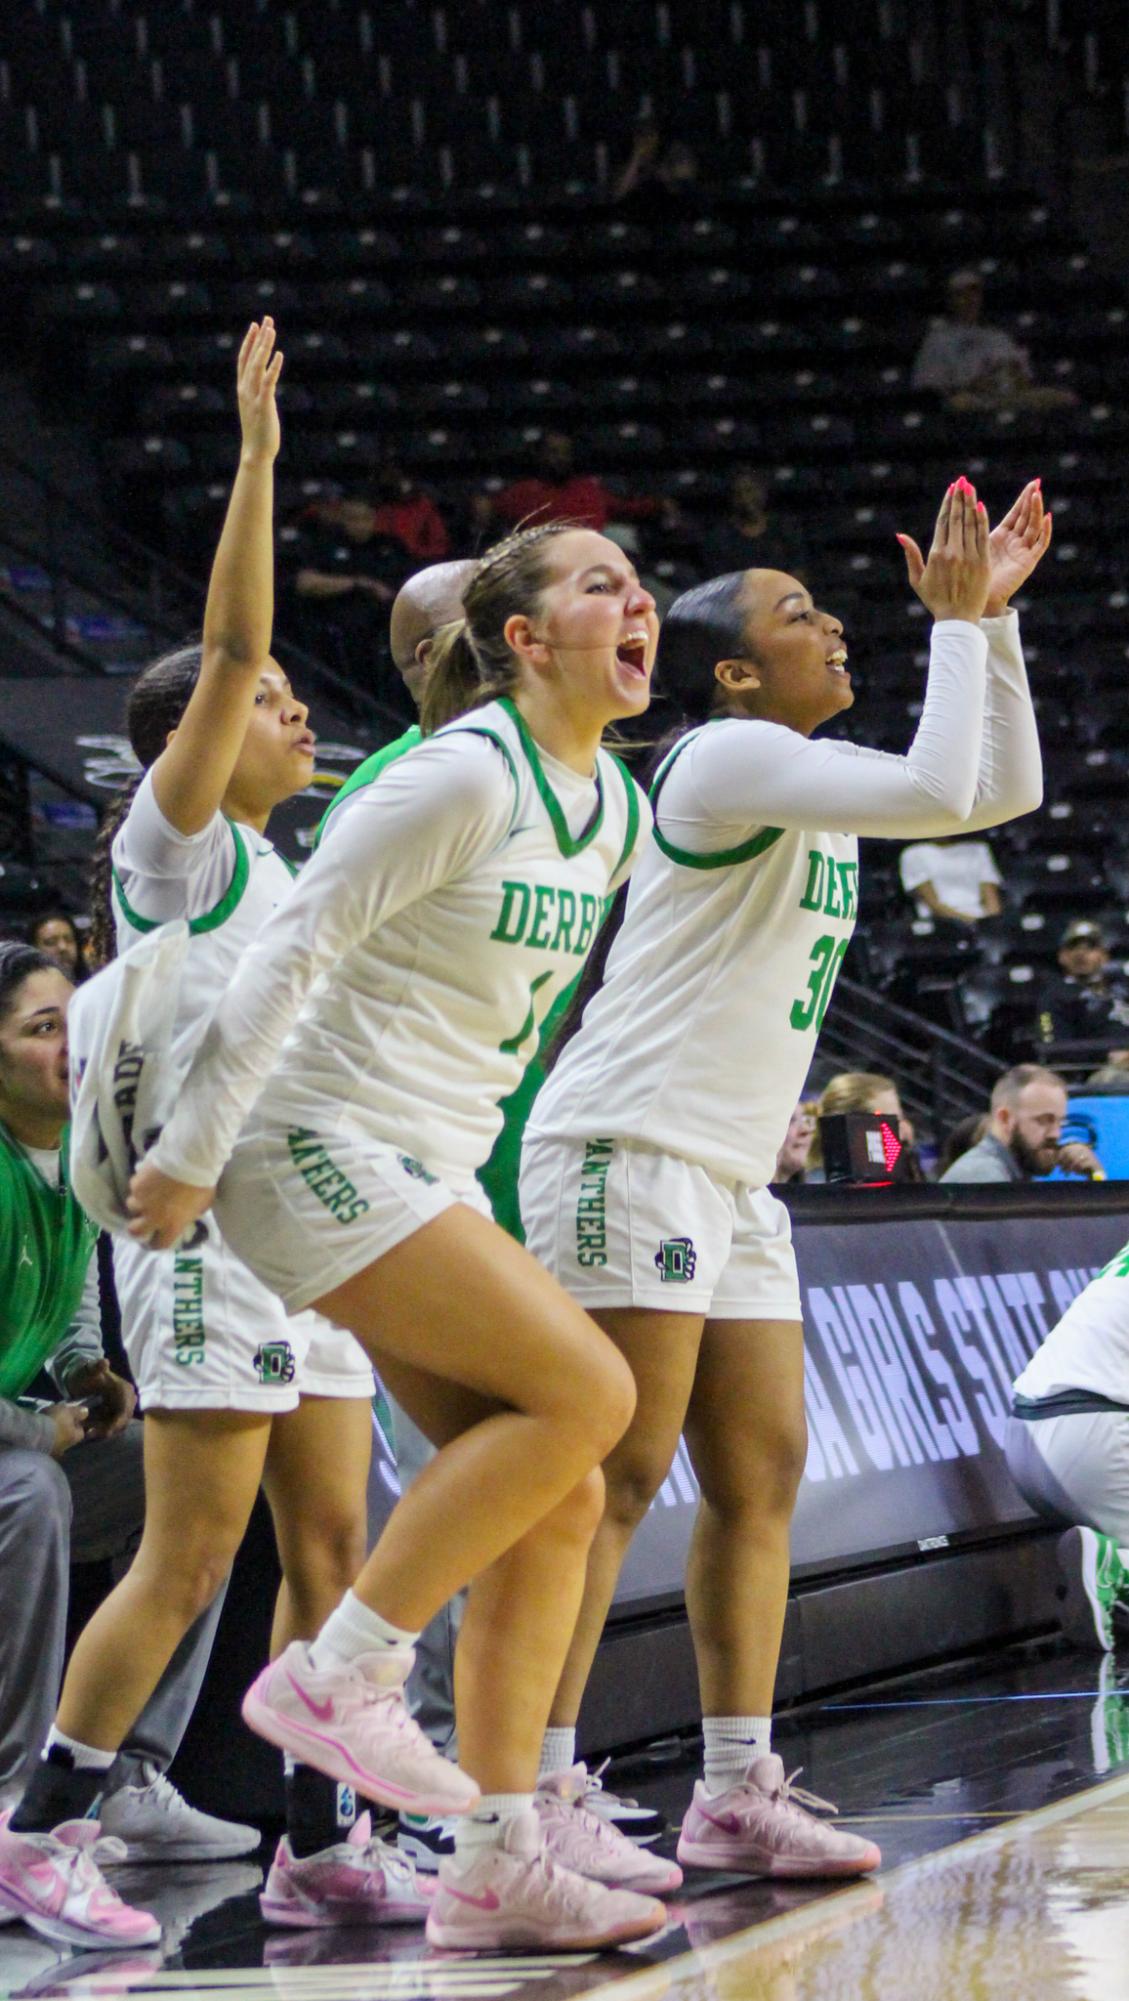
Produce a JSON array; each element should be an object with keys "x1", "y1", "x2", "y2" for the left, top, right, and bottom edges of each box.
[
  {"x1": 347, "y1": 1670, "x2": 415, "y2": 1739},
  {"x1": 138, "y1": 1772, "x2": 188, "y2": 1819},
  {"x1": 361, "y1": 1835, "x2": 420, "y2": 1894},
  {"x1": 55, "y1": 1830, "x2": 129, "y2": 1895},
  {"x1": 584, "y1": 1759, "x2": 644, "y2": 1813},
  {"x1": 772, "y1": 1768, "x2": 839, "y2": 1818}
]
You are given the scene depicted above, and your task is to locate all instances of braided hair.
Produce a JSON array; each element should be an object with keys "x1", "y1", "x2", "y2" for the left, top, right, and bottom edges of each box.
[{"x1": 86, "y1": 645, "x2": 203, "y2": 968}]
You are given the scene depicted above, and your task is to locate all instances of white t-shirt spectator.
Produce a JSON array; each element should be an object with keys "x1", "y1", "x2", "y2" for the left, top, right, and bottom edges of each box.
[
  {"x1": 912, "y1": 322, "x2": 1027, "y2": 396},
  {"x1": 900, "y1": 839, "x2": 1002, "y2": 921}
]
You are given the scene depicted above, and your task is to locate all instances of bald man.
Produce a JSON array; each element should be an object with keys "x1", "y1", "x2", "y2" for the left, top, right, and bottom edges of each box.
[{"x1": 315, "y1": 558, "x2": 474, "y2": 848}]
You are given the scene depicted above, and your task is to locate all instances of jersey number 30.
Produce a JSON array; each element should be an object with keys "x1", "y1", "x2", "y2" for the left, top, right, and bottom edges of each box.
[{"x1": 790, "y1": 934, "x2": 850, "y2": 1033}]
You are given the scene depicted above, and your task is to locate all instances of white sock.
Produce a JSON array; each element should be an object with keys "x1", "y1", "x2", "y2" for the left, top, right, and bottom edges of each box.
[
  {"x1": 44, "y1": 1728, "x2": 115, "y2": 1772},
  {"x1": 537, "y1": 1727, "x2": 577, "y2": 1779},
  {"x1": 308, "y1": 1591, "x2": 419, "y2": 1673},
  {"x1": 452, "y1": 1795, "x2": 532, "y2": 1864},
  {"x1": 702, "y1": 1715, "x2": 772, "y2": 1796}
]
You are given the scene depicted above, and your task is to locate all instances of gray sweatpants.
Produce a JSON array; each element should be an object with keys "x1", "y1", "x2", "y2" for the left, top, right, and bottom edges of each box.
[
  {"x1": 388, "y1": 1397, "x2": 461, "y2": 1756},
  {"x1": 0, "y1": 1419, "x2": 224, "y2": 1804},
  {"x1": 1005, "y1": 1411, "x2": 1129, "y2": 1546}
]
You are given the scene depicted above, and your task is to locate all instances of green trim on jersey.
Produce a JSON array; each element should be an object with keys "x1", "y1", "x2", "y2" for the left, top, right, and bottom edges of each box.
[
  {"x1": 649, "y1": 728, "x2": 784, "y2": 871},
  {"x1": 0, "y1": 1124, "x2": 98, "y2": 1400},
  {"x1": 499, "y1": 698, "x2": 605, "y2": 858},
  {"x1": 607, "y1": 754, "x2": 640, "y2": 881},
  {"x1": 113, "y1": 818, "x2": 252, "y2": 935},
  {"x1": 313, "y1": 726, "x2": 423, "y2": 849}
]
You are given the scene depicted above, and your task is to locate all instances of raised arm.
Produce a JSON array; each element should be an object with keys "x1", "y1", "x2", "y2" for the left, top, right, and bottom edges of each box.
[
  {"x1": 148, "y1": 320, "x2": 283, "y2": 835},
  {"x1": 657, "y1": 484, "x2": 994, "y2": 845},
  {"x1": 127, "y1": 736, "x2": 514, "y2": 1247},
  {"x1": 901, "y1": 479, "x2": 1048, "y2": 834}
]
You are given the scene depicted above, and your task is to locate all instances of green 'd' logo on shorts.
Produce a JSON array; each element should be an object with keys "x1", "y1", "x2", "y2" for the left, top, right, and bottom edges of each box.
[
  {"x1": 655, "y1": 1237, "x2": 697, "y2": 1283},
  {"x1": 254, "y1": 1341, "x2": 296, "y2": 1385}
]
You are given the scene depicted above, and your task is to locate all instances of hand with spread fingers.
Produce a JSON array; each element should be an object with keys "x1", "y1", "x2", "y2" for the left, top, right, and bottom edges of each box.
[
  {"x1": 126, "y1": 1158, "x2": 215, "y2": 1252},
  {"x1": 897, "y1": 476, "x2": 992, "y2": 625},
  {"x1": 982, "y1": 478, "x2": 1053, "y2": 616},
  {"x1": 237, "y1": 315, "x2": 284, "y2": 464}
]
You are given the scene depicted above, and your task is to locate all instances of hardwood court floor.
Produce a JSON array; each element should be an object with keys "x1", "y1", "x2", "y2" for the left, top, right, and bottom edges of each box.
[{"x1": 4, "y1": 1642, "x2": 1129, "y2": 2001}]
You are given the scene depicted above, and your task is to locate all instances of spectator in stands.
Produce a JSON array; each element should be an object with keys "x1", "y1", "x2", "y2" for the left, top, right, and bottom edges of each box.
[
  {"x1": 1006, "y1": 1247, "x2": 1129, "y2": 1654},
  {"x1": 939, "y1": 1063, "x2": 1102, "y2": 1181},
  {"x1": 809, "y1": 1070, "x2": 925, "y2": 1181},
  {"x1": 698, "y1": 469, "x2": 809, "y2": 583},
  {"x1": 611, "y1": 114, "x2": 699, "y2": 209},
  {"x1": 772, "y1": 1100, "x2": 817, "y2": 1184},
  {"x1": 27, "y1": 911, "x2": 85, "y2": 983},
  {"x1": 1085, "y1": 1054, "x2": 1129, "y2": 1094},
  {"x1": 1036, "y1": 921, "x2": 1129, "y2": 1052},
  {"x1": 912, "y1": 270, "x2": 1078, "y2": 414},
  {"x1": 473, "y1": 431, "x2": 672, "y2": 541},
  {"x1": 899, "y1": 834, "x2": 1003, "y2": 925},
  {"x1": 289, "y1": 492, "x2": 400, "y2": 692},
  {"x1": 936, "y1": 1111, "x2": 988, "y2": 1178},
  {"x1": 0, "y1": 942, "x2": 248, "y2": 1856},
  {"x1": 368, "y1": 457, "x2": 451, "y2": 564}
]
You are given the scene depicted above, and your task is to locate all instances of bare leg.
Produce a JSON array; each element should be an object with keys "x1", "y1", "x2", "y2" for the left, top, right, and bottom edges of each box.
[
  {"x1": 682, "y1": 1318, "x2": 807, "y2": 1716},
  {"x1": 312, "y1": 1205, "x2": 636, "y2": 1632},
  {"x1": 376, "y1": 1355, "x2": 604, "y2": 1795},
  {"x1": 264, "y1": 1393, "x2": 372, "y2": 1654},
  {"x1": 547, "y1": 1308, "x2": 704, "y2": 1726},
  {"x1": 56, "y1": 1410, "x2": 271, "y2": 1751}
]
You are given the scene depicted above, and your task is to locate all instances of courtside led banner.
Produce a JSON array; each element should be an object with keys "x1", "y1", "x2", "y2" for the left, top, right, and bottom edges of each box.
[{"x1": 614, "y1": 1204, "x2": 1129, "y2": 1609}]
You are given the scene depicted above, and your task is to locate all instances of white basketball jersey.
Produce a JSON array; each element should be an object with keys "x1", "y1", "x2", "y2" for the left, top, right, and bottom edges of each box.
[
  {"x1": 1014, "y1": 1242, "x2": 1129, "y2": 1404},
  {"x1": 528, "y1": 719, "x2": 858, "y2": 1189},
  {"x1": 112, "y1": 770, "x2": 296, "y2": 1074}
]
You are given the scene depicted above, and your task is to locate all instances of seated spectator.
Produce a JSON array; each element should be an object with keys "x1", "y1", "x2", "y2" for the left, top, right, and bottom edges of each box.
[
  {"x1": 939, "y1": 1062, "x2": 1102, "y2": 1182},
  {"x1": 0, "y1": 943, "x2": 250, "y2": 1855},
  {"x1": 698, "y1": 469, "x2": 810, "y2": 582},
  {"x1": 368, "y1": 456, "x2": 451, "y2": 564},
  {"x1": 27, "y1": 910, "x2": 85, "y2": 983},
  {"x1": 809, "y1": 1070, "x2": 924, "y2": 1181},
  {"x1": 936, "y1": 1111, "x2": 988, "y2": 1179},
  {"x1": 1005, "y1": 1244, "x2": 1129, "y2": 1653},
  {"x1": 773, "y1": 1100, "x2": 817, "y2": 1185},
  {"x1": 612, "y1": 115, "x2": 699, "y2": 209},
  {"x1": 912, "y1": 270, "x2": 1078, "y2": 415},
  {"x1": 474, "y1": 431, "x2": 673, "y2": 541},
  {"x1": 899, "y1": 834, "x2": 1003, "y2": 926},
  {"x1": 1037, "y1": 921, "x2": 1129, "y2": 1053},
  {"x1": 1086, "y1": 1054, "x2": 1129, "y2": 1094}
]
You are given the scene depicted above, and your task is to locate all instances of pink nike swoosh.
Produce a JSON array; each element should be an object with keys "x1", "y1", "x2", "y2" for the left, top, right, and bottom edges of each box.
[
  {"x1": 285, "y1": 1672, "x2": 334, "y2": 1724},
  {"x1": 444, "y1": 1883, "x2": 501, "y2": 1911},
  {"x1": 699, "y1": 1807, "x2": 743, "y2": 1835}
]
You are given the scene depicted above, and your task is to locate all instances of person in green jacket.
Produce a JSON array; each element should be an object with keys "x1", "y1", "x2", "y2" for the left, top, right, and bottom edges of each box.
[{"x1": 0, "y1": 942, "x2": 254, "y2": 1862}]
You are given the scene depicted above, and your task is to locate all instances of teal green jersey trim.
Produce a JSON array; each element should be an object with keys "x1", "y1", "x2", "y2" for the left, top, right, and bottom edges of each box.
[
  {"x1": 498, "y1": 698, "x2": 605, "y2": 857},
  {"x1": 113, "y1": 818, "x2": 252, "y2": 935},
  {"x1": 314, "y1": 726, "x2": 423, "y2": 849},
  {"x1": 648, "y1": 728, "x2": 783, "y2": 871}
]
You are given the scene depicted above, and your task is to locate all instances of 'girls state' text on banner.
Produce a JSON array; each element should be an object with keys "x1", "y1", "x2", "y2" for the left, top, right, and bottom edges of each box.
[{"x1": 612, "y1": 1208, "x2": 1129, "y2": 1611}]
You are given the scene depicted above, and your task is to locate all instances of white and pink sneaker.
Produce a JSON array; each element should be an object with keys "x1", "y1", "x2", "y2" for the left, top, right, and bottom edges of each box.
[
  {"x1": 261, "y1": 1811, "x2": 433, "y2": 1928},
  {"x1": 0, "y1": 1811, "x2": 160, "y2": 1949},
  {"x1": 677, "y1": 1757, "x2": 881, "y2": 1879},
  {"x1": 242, "y1": 1642, "x2": 479, "y2": 1817},
  {"x1": 535, "y1": 1766, "x2": 683, "y2": 1895},
  {"x1": 426, "y1": 1808, "x2": 666, "y2": 1952}
]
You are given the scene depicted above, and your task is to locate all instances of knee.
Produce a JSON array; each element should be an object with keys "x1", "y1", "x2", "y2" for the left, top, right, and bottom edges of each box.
[
  {"x1": 285, "y1": 1507, "x2": 368, "y2": 1596},
  {"x1": 134, "y1": 1534, "x2": 233, "y2": 1624},
  {"x1": 584, "y1": 1348, "x2": 637, "y2": 1463},
  {"x1": 604, "y1": 1451, "x2": 670, "y2": 1532},
  {"x1": 0, "y1": 1450, "x2": 72, "y2": 1535},
  {"x1": 702, "y1": 1415, "x2": 809, "y2": 1521}
]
